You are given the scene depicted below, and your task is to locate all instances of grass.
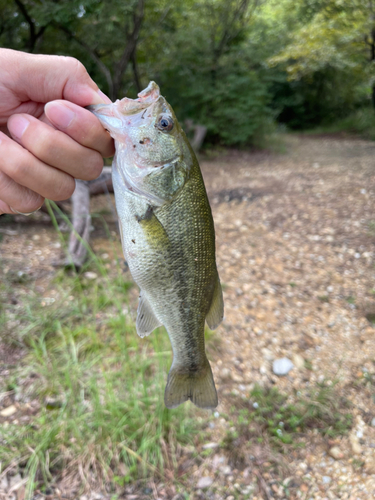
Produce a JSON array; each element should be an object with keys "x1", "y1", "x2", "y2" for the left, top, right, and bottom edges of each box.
[
  {"x1": 0, "y1": 205, "x2": 195, "y2": 495},
  {"x1": 221, "y1": 383, "x2": 352, "y2": 461}
]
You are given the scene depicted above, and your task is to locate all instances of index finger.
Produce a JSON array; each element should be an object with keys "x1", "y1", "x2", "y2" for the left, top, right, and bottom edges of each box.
[{"x1": 44, "y1": 100, "x2": 115, "y2": 158}]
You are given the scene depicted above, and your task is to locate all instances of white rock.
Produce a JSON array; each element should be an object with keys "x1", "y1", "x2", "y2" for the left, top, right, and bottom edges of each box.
[
  {"x1": 84, "y1": 272, "x2": 98, "y2": 280},
  {"x1": 292, "y1": 354, "x2": 305, "y2": 369},
  {"x1": 0, "y1": 405, "x2": 17, "y2": 417},
  {"x1": 196, "y1": 476, "x2": 213, "y2": 489},
  {"x1": 371, "y1": 417, "x2": 375, "y2": 427},
  {"x1": 322, "y1": 476, "x2": 331, "y2": 484},
  {"x1": 272, "y1": 358, "x2": 294, "y2": 376},
  {"x1": 221, "y1": 465, "x2": 232, "y2": 475},
  {"x1": 202, "y1": 442, "x2": 219, "y2": 450},
  {"x1": 329, "y1": 446, "x2": 343, "y2": 460},
  {"x1": 349, "y1": 433, "x2": 362, "y2": 454}
]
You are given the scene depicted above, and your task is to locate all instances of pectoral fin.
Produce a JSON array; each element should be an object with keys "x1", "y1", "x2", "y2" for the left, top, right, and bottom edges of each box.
[
  {"x1": 136, "y1": 206, "x2": 170, "y2": 249},
  {"x1": 206, "y1": 274, "x2": 224, "y2": 330},
  {"x1": 136, "y1": 292, "x2": 161, "y2": 337}
]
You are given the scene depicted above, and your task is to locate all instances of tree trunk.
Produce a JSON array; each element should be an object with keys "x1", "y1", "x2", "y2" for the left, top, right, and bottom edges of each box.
[
  {"x1": 65, "y1": 180, "x2": 91, "y2": 269},
  {"x1": 88, "y1": 166, "x2": 113, "y2": 195},
  {"x1": 371, "y1": 30, "x2": 375, "y2": 109}
]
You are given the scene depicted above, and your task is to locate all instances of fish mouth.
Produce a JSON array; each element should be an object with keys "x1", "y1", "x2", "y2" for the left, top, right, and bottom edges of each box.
[{"x1": 86, "y1": 81, "x2": 161, "y2": 135}]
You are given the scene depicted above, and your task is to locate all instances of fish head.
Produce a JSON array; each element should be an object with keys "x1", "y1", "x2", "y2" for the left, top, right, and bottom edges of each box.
[{"x1": 88, "y1": 82, "x2": 193, "y2": 205}]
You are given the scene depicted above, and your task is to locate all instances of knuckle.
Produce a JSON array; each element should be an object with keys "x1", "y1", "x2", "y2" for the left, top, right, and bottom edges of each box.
[
  {"x1": 53, "y1": 175, "x2": 75, "y2": 201},
  {"x1": 29, "y1": 127, "x2": 51, "y2": 158},
  {"x1": 20, "y1": 193, "x2": 44, "y2": 213},
  {"x1": 64, "y1": 56, "x2": 85, "y2": 74},
  {"x1": 64, "y1": 57, "x2": 89, "y2": 82},
  {"x1": 9, "y1": 161, "x2": 27, "y2": 182},
  {"x1": 0, "y1": 170, "x2": 13, "y2": 191},
  {"x1": 82, "y1": 152, "x2": 103, "y2": 181}
]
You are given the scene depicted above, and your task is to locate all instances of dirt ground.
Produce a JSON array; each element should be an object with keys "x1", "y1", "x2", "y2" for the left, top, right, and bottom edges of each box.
[{"x1": 1, "y1": 134, "x2": 375, "y2": 499}]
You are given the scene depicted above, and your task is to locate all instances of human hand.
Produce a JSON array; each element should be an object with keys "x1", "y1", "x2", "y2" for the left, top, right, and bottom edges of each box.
[{"x1": 0, "y1": 49, "x2": 115, "y2": 215}]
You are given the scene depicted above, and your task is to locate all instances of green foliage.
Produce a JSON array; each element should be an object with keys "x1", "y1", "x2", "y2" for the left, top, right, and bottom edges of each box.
[
  {"x1": 1, "y1": 0, "x2": 375, "y2": 140},
  {"x1": 267, "y1": 0, "x2": 375, "y2": 128}
]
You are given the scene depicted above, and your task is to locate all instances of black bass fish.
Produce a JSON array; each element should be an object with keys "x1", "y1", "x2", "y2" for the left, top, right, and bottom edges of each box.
[{"x1": 87, "y1": 82, "x2": 223, "y2": 409}]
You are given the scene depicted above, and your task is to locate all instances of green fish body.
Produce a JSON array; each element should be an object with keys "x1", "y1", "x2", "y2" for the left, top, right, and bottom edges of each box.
[{"x1": 88, "y1": 82, "x2": 223, "y2": 409}]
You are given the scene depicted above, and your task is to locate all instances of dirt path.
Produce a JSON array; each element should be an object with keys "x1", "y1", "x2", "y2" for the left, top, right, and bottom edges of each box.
[
  {"x1": 1, "y1": 135, "x2": 375, "y2": 499},
  {"x1": 201, "y1": 135, "x2": 375, "y2": 498}
]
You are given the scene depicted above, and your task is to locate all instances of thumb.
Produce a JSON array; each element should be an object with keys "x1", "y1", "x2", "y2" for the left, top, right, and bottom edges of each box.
[{"x1": 3, "y1": 49, "x2": 111, "y2": 107}]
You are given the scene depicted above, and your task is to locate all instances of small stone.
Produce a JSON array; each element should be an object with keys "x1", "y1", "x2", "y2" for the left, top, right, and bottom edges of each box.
[
  {"x1": 0, "y1": 405, "x2": 17, "y2": 417},
  {"x1": 292, "y1": 354, "x2": 305, "y2": 369},
  {"x1": 272, "y1": 358, "x2": 294, "y2": 376},
  {"x1": 322, "y1": 476, "x2": 331, "y2": 484},
  {"x1": 349, "y1": 434, "x2": 362, "y2": 454},
  {"x1": 329, "y1": 446, "x2": 344, "y2": 460},
  {"x1": 202, "y1": 442, "x2": 219, "y2": 450},
  {"x1": 84, "y1": 272, "x2": 98, "y2": 280},
  {"x1": 221, "y1": 465, "x2": 232, "y2": 475},
  {"x1": 371, "y1": 417, "x2": 375, "y2": 427},
  {"x1": 220, "y1": 368, "x2": 231, "y2": 379},
  {"x1": 196, "y1": 476, "x2": 213, "y2": 489}
]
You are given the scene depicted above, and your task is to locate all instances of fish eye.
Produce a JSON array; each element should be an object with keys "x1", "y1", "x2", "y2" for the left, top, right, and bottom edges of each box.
[{"x1": 157, "y1": 114, "x2": 174, "y2": 132}]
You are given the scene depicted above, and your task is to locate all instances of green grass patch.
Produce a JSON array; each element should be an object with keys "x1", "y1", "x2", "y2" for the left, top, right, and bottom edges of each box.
[{"x1": 221, "y1": 383, "x2": 352, "y2": 460}]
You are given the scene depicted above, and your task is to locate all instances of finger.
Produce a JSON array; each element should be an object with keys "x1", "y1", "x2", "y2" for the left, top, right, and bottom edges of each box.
[
  {"x1": 0, "y1": 132, "x2": 75, "y2": 201},
  {"x1": 7, "y1": 114, "x2": 104, "y2": 181},
  {"x1": 2, "y1": 49, "x2": 112, "y2": 108},
  {"x1": 44, "y1": 101, "x2": 115, "y2": 158},
  {"x1": 0, "y1": 170, "x2": 44, "y2": 215}
]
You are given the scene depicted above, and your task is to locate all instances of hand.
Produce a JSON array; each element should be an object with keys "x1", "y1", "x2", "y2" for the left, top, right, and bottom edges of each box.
[{"x1": 0, "y1": 49, "x2": 115, "y2": 215}]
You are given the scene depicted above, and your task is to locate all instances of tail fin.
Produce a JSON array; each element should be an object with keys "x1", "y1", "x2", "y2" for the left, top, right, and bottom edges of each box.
[{"x1": 164, "y1": 359, "x2": 218, "y2": 410}]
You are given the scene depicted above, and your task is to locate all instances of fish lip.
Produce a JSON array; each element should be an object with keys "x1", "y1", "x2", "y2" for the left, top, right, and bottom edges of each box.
[{"x1": 86, "y1": 103, "x2": 124, "y2": 132}]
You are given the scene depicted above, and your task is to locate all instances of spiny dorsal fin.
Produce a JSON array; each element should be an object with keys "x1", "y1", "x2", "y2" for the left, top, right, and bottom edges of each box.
[
  {"x1": 206, "y1": 274, "x2": 224, "y2": 330},
  {"x1": 136, "y1": 292, "x2": 161, "y2": 338}
]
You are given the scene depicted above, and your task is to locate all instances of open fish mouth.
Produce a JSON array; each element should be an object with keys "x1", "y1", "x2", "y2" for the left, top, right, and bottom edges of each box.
[{"x1": 86, "y1": 81, "x2": 161, "y2": 133}]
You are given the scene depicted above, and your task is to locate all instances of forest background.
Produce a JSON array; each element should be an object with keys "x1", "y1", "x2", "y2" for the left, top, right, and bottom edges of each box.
[{"x1": 1, "y1": 0, "x2": 374, "y2": 147}]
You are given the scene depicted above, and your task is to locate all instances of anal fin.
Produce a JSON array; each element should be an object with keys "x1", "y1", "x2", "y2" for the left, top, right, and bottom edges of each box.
[
  {"x1": 136, "y1": 292, "x2": 161, "y2": 338},
  {"x1": 206, "y1": 273, "x2": 224, "y2": 330}
]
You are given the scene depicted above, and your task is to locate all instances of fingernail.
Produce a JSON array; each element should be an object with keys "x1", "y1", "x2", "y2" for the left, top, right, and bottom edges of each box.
[
  {"x1": 9, "y1": 115, "x2": 30, "y2": 140},
  {"x1": 97, "y1": 89, "x2": 112, "y2": 104},
  {"x1": 45, "y1": 102, "x2": 75, "y2": 129}
]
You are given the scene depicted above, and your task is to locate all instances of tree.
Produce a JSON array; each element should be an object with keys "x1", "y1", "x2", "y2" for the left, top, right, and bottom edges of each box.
[{"x1": 268, "y1": 0, "x2": 375, "y2": 124}]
